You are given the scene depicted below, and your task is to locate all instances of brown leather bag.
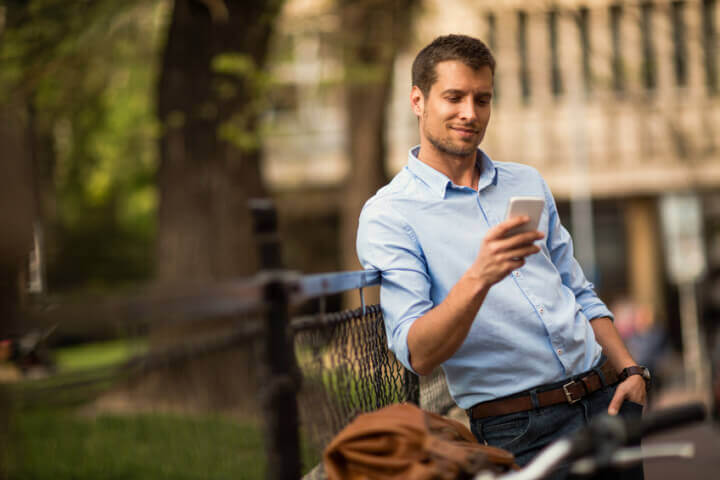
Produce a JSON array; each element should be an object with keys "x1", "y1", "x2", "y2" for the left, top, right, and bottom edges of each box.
[{"x1": 324, "y1": 403, "x2": 518, "y2": 480}]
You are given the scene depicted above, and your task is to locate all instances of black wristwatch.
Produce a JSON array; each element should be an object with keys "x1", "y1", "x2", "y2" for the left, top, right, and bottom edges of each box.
[{"x1": 619, "y1": 365, "x2": 651, "y2": 390}]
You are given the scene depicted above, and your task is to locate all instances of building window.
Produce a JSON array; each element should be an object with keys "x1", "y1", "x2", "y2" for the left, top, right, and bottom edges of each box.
[
  {"x1": 487, "y1": 12, "x2": 499, "y2": 103},
  {"x1": 703, "y1": 0, "x2": 718, "y2": 94},
  {"x1": 610, "y1": 4, "x2": 625, "y2": 94},
  {"x1": 548, "y1": 9, "x2": 563, "y2": 97},
  {"x1": 576, "y1": 7, "x2": 592, "y2": 95},
  {"x1": 671, "y1": 1, "x2": 688, "y2": 87},
  {"x1": 518, "y1": 10, "x2": 531, "y2": 102},
  {"x1": 640, "y1": 2, "x2": 657, "y2": 91}
]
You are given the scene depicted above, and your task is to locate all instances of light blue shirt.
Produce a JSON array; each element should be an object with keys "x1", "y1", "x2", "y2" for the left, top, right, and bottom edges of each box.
[{"x1": 356, "y1": 147, "x2": 611, "y2": 409}]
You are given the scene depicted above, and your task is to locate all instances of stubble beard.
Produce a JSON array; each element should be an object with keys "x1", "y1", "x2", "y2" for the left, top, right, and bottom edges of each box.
[
  {"x1": 425, "y1": 130, "x2": 478, "y2": 157},
  {"x1": 422, "y1": 112, "x2": 480, "y2": 158}
]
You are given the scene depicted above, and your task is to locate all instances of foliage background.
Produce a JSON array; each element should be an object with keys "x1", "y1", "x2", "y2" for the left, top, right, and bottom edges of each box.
[{"x1": 1, "y1": 0, "x2": 167, "y2": 291}]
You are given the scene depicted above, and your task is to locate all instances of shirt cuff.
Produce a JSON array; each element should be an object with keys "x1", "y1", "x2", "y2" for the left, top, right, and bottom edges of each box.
[
  {"x1": 391, "y1": 320, "x2": 420, "y2": 376},
  {"x1": 583, "y1": 303, "x2": 615, "y2": 322}
]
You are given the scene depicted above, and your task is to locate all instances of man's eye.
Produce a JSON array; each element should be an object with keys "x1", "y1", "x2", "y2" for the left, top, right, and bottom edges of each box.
[{"x1": 447, "y1": 96, "x2": 461, "y2": 102}]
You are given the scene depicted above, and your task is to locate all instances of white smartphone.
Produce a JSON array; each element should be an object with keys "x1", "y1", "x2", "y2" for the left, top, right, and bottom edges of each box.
[{"x1": 504, "y1": 196, "x2": 545, "y2": 237}]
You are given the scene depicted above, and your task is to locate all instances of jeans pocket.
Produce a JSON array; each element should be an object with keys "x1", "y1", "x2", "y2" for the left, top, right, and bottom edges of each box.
[
  {"x1": 620, "y1": 400, "x2": 644, "y2": 416},
  {"x1": 479, "y1": 411, "x2": 532, "y2": 450}
]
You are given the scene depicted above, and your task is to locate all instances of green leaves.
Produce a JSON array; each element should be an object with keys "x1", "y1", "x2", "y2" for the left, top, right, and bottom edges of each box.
[
  {"x1": 0, "y1": 0, "x2": 167, "y2": 290},
  {"x1": 211, "y1": 52, "x2": 273, "y2": 153},
  {"x1": 211, "y1": 52, "x2": 257, "y2": 77}
]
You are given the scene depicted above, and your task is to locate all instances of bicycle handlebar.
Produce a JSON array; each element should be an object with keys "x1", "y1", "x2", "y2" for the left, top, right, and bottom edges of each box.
[
  {"x1": 493, "y1": 402, "x2": 707, "y2": 480},
  {"x1": 626, "y1": 402, "x2": 706, "y2": 441},
  {"x1": 569, "y1": 402, "x2": 706, "y2": 459}
]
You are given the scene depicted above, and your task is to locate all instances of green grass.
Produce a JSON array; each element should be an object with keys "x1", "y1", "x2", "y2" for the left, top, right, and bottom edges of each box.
[
  {"x1": 4, "y1": 339, "x2": 150, "y2": 409},
  {"x1": 1, "y1": 339, "x2": 336, "y2": 478},
  {"x1": 6, "y1": 408, "x2": 320, "y2": 480},
  {"x1": 54, "y1": 338, "x2": 148, "y2": 372}
]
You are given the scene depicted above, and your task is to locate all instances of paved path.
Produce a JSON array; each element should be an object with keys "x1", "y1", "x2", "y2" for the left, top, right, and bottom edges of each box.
[{"x1": 643, "y1": 422, "x2": 720, "y2": 480}]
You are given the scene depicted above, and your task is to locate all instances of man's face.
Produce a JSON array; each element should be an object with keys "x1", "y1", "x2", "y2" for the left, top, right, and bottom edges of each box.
[{"x1": 411, "y1": 60, "x2": 493, "y2": 158}]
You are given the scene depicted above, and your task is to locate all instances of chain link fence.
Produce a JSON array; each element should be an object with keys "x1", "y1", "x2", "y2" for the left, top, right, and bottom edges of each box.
[{"x1": 293, "y1": 303, "x2": 454, "y2": 454}]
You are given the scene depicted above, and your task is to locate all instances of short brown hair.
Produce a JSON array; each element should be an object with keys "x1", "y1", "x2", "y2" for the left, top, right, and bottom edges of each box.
[{"x1": 412, "y1": 34, "x2": 496, "y2": 96}]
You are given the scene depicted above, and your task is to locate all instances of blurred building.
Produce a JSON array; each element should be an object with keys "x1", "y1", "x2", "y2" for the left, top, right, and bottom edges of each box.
[{"x1": 264, "y1": 0, "x2": 720, "y2": 343}]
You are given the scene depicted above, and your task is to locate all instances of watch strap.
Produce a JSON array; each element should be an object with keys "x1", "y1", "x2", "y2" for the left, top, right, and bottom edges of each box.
[{"x1": 620, "y1": 365, "x2": 651, "y2": 389}]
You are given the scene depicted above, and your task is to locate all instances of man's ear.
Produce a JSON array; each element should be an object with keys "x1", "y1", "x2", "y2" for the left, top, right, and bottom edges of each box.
[{"x1": 410, "y1": 86, "x2": 424, "y2": 117}]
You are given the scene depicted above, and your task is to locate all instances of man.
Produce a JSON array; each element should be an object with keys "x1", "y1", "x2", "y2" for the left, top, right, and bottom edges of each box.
[{"x1": 356, "y1": 34, "x2": 648, "y2": 476}]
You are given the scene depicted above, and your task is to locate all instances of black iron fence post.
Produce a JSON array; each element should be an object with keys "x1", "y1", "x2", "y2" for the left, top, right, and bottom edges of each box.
[{"x1": 250, "y1": 199, "x2": 301, "y2": 480}]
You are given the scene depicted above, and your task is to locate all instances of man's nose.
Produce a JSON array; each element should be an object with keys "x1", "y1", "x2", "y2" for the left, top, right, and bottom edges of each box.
[{"x1": 458, "y1": 98, "x2": 477, "y2": 121}]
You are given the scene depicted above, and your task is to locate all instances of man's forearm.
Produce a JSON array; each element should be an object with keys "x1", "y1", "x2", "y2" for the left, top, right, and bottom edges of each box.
[
  {"x1": 591, "y1": 316, "x2": 649, "y2": 412},
  {"x1": 590, "y1": 316, "x2": 636, "y2": 372},
  {"x1": 406, "y1": 273, "x2": 489, "y2": 375}
]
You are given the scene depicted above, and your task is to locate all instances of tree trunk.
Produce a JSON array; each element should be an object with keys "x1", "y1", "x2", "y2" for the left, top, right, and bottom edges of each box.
[
  {"x1": 0, "y1": 101, "x2": 34, "y2": 339},
  {"x1": 339, "y1": 0, "x2": 417, "y2": 303},
  {"x1": 156, "y1": 0, "x2": 282, "y2": 282},
  {"x1": 144, "y1": 0, "x2": 283, "y2": 414},
  {"x1": 0, "y1": 1, "x2": 36, "y2": 340}
]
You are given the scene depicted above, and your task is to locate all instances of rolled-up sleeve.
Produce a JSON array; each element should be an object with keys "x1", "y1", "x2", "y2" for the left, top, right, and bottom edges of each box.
[
  {"x1": 356, "y1": 201, "x2": 434, "y2": 374},
  {"x1": 541, "y1": 178, "x2": 614, "y2": 321}
]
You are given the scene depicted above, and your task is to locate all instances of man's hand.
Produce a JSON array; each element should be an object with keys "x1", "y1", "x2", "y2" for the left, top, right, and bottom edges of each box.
[
  {"x1": 608, "y1": 375, "x2": 647, "y2": 415},
  {"x1": 468, "y1": 216, "x2": 545, "y2": 289}
]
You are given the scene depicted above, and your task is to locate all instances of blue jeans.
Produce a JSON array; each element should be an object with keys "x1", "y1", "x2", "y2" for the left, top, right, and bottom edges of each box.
[{"x1": 470, "y1": 383, "x2": 644, "y2": 479}]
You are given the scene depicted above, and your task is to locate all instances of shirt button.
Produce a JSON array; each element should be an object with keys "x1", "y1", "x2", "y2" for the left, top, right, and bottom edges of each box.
[
  {"x1": 538, "y1": 306, "x2": 544, "y2": 314},
  {"x1": 557, "y1": 348, "x2": 563, "y2": 355},
  {"x1": 513, "y1": 271, "x2": 520, "y2": 277}
]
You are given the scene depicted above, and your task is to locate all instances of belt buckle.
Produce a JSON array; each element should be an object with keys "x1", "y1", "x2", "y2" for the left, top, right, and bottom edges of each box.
[{"x1": 563, "y1": 381, "x2": 581, "y2": 404}]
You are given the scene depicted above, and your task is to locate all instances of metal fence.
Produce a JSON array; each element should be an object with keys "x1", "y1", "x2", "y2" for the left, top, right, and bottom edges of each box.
[
  {"x1": 293, "y1": 304, "x2": 455, "y2": 456},
  {"x1": 4, "y1": 200, "x2": 455, "y2": 480},
  {"x1": 250, "y1": 199, "x2": 455, "y2": 478}
]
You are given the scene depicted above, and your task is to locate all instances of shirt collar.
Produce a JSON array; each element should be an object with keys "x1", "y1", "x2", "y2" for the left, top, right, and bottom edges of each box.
[{"x1": 407, "y1": 146, "x2": 498, "y2": 199}]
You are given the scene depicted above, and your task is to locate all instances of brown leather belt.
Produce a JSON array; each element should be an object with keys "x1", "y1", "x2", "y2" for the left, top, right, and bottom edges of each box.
[{"x1": 469, "y1": 360, "x2": 619, "y2": 420}]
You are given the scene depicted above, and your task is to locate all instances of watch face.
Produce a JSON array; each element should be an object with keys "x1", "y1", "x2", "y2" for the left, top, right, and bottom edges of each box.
[{"x1": 641, "y1": 367, "x2": 651, "y2": 381}]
